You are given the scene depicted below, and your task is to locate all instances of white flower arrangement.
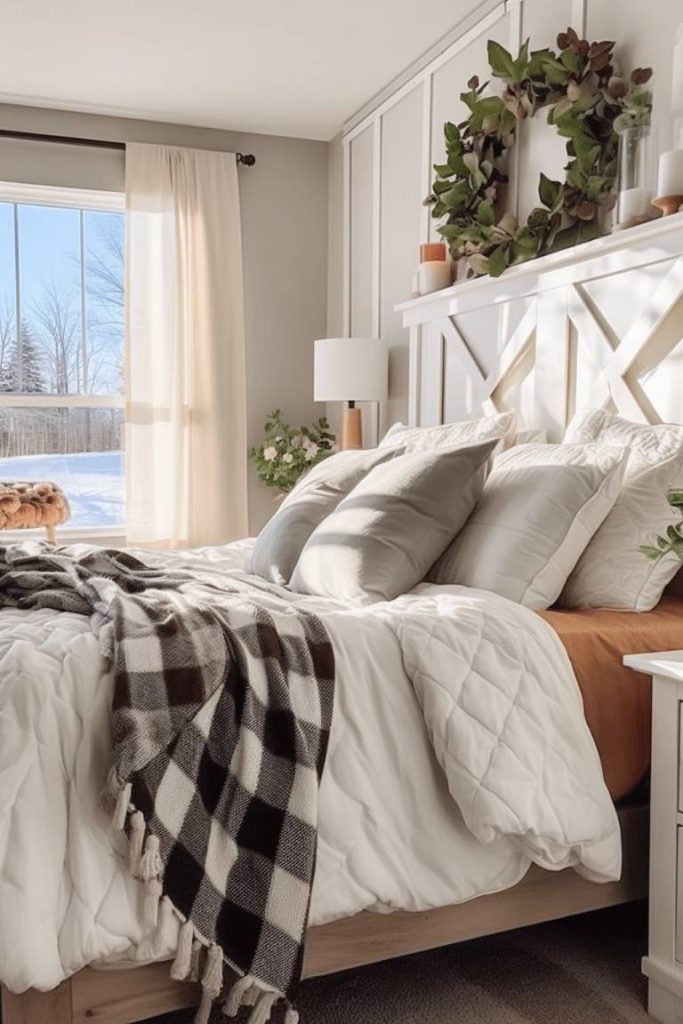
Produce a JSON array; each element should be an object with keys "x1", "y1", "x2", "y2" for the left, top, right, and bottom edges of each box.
[{"x1": 249, "y1": 409, "x2": 336, "y2": 492}]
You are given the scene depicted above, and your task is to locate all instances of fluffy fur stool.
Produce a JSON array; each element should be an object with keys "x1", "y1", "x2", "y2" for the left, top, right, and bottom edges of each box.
[{"x1": 0, "y1": 482, "x2": 71, "y2": 544}]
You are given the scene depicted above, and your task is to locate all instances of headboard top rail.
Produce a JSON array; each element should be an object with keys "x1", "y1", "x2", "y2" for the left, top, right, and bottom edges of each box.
[{"x1": 397, "y1": 213, "x2": 683, "y2": 437}]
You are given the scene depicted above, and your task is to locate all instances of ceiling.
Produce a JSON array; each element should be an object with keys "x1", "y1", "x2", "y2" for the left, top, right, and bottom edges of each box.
[{"x1": 1, "y1": 0, "x2": 485, "y2": 141}]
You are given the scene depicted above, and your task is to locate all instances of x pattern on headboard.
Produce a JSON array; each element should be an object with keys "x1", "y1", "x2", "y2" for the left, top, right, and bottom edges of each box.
[{"x1": 398, "y1": 216, "x2": 683, "y2": 439}]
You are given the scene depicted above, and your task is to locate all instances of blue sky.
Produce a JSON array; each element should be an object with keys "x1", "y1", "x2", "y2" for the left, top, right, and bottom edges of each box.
[{"x1": 0, "y1": 202, "x2": 124, "y2": 392}]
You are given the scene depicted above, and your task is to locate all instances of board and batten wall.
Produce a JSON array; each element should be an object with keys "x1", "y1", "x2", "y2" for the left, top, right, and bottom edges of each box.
[
  {"x1": 328, "y1": 0, "x2": 683, "y2": 435},
  {"x1": 0, "y1": 104, "x2": 330, "y2": 534}
]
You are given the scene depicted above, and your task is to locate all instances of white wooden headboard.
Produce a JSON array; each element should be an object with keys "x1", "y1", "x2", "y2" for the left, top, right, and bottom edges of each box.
[{"x1": 396, "y1": 214, "x2": 683, "y2": 439}]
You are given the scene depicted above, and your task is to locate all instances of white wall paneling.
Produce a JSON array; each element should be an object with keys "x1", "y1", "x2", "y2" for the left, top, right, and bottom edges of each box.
[
  {"x1": 396, "y1": 215, "x2": 683, "y2": 437},
  {"x1": 338, "y1": 0, "x2": 683, "y2": 428},
  {"x1": 380, "y1": 87, "x2": 424, "y2": 431},
  {"x1": 341, "y1": 2, "x2": 509, "y2": 425}
]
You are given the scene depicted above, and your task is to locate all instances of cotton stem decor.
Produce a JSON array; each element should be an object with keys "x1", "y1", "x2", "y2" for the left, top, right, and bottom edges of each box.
[
  {"x1": 125, "y1": 143, "x2": 248, "y2": 547},
  {"x1": 426, "y1": 27, "x2": 653, "y2": 278}
]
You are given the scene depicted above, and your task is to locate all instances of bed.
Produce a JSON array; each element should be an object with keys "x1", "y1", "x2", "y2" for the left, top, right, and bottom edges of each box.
[
  {"x1": 0, "y1": 539, "x2": 670, "y2": 1024},
  {"x1": 3, "y1": 220, "x2": 683, "y2": 1024}
]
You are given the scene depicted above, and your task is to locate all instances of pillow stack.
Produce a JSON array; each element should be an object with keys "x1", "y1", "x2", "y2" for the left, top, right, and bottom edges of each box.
[
  {"x1": 249, "y1": 407, "x2": 682, "y2": 613},
  {"x1": 250, "y1": 411, "x2": 511, "y2": 602}
]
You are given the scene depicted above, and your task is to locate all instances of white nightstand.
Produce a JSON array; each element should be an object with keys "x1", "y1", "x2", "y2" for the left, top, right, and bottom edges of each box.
[{"x1": 624, "y1": 650, "x2": 683, "y2": 1023}]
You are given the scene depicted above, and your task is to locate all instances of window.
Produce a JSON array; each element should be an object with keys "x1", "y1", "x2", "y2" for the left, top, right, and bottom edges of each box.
[{"x1": 0, "y1": 182, "x2": 125, "y2": 534}]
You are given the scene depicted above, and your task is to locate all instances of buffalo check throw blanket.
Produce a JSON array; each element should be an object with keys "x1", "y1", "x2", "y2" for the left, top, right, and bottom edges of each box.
[{"x1": 0, "y1": 543, "x2": 335, "y2": 1024}]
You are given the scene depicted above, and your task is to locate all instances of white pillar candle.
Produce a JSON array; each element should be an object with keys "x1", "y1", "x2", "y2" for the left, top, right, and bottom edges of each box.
[
  {"x1": 618, "y1": 186, "x2": 651, "y2": 222},
  {"x1": 657, "y1": 149, "x2": 683, "y2": 196},
  {"x1": 419, "y1": 260, "x2": 451, "y2": 294}
]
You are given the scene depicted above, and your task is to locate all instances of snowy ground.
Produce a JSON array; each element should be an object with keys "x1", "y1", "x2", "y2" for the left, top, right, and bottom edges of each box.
[{"x1": 0, "y1": 451, "x2": 124, "y2": 529}]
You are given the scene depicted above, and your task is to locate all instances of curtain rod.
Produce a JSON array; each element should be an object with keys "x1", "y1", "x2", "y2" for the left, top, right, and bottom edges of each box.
[{"x1": 0, "y1": 128, "x2": 256, "y2": 165}]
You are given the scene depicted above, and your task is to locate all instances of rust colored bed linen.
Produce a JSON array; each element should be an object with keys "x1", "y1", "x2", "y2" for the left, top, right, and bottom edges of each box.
[{"x1": 539, "y1": 596, "x2": 683, "y2": 800}]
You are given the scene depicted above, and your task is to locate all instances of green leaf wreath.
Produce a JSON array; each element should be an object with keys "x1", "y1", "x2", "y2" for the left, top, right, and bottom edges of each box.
[
  {"x1": 426, "y1": 27, "x2": 653, "y2": 278},
  {"x1": 640, "y1": 492, "x2": 683, "y2": 564},
  {"x1": 249, "y1": 409, "x2": 336, "y2": 493}
]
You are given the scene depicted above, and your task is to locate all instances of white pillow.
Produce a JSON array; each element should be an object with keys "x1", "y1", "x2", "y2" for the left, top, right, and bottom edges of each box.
[
  {"x1": 248, "y1": 447, "x2": 403, "y2": 585},
  {"x1": 379, "y1": 411, "x2": 516, "y2": 453},
  {"x1": 429, "y1": 442, "x2": 630, "y2": 609},
  {"x1": 290, "y1": 440, "x2": 497, "y2": 605},
  {"x1": 561, "y1": 410, "x2": 683, "y2": 611}
]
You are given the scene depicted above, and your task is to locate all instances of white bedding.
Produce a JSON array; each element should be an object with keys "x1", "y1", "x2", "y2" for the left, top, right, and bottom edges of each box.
[{"x1": 0, "y1": 539, "x2": 620, "y2": 993}]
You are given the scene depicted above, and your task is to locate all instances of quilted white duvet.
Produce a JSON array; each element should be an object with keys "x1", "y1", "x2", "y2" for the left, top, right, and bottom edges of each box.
[{"x1": 0, "y1": 539, "x2": 620, "y2": 993}]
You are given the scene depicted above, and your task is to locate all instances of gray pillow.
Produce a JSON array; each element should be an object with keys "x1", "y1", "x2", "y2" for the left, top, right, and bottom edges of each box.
[
  {"x1": 249, "y1": 447, "x2": 404, "y2": 584},
  {"x1": 429, "y1": 442, "x2": 630, "y2": 609},
  {"x1": 289, "y1": 440, "x2": 497, "y2": 604}
]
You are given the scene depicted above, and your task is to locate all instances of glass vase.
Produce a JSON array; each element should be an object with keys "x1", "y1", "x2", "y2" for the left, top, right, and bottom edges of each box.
[{"x1": 616, "y1": 125, "x2": 658, "y2": 228}]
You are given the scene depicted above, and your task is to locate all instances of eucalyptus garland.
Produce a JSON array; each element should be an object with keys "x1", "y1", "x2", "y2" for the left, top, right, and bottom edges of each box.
[{"x1": 426, "y1": 27, "x2": 653, "y2": 278}]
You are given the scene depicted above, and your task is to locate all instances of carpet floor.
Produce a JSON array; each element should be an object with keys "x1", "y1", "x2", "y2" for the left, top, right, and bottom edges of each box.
[{"x1": 148, "y1": 902, "x2": 651, "y2": 1024}]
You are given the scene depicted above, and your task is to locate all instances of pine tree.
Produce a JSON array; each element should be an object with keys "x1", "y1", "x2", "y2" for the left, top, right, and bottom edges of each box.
[
  {"x1": 0, "y1": 342, "x2": 15, "y2": 391},
  {"x1": 0, "y1": 322, "x2": 47, "y2": 393},
  {"x1": 18, "y1": 321, "x2": 45, "y2": 394}
]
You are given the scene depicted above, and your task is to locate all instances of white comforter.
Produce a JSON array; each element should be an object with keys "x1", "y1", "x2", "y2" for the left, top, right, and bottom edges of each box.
[{"x1": 0, "y1": 540, "x2": 620, "y2": 993}]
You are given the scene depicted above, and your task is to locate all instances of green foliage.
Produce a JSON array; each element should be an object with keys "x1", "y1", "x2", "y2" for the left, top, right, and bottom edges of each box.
[
  {"x1": 425, "y1": 27, "x2": 653, "y2": 279},
  {"x1": 640, "y1": 492, "x2": 683, "y2": 564},
  {"x1": 248, "y1": 409, "x2": 335, "y2": 493}
]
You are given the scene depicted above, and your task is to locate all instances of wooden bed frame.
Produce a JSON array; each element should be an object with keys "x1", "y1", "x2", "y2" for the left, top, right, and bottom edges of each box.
[{"x1": 2, "y1": 804, "x2": 648, "y2": 1024}]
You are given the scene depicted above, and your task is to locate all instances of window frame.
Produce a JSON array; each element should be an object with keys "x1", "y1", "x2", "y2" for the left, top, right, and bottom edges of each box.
[{"x1": 0, "y1": 180, "x2": 126, "y2": 543}]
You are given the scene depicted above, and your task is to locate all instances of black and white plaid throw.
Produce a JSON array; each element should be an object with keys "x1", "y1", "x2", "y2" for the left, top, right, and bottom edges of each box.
[{"x1": 0, "y1": 543, "x2": 335, "y2": 1024}]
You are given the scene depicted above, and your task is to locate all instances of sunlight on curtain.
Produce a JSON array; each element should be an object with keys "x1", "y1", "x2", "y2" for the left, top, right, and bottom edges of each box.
[{"x1": 125, "y1": 143, "x2": 248, "y2": 547}]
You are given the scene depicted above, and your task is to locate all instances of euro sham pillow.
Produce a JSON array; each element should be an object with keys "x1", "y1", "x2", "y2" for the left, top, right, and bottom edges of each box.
[
  {"x1": 379, "y1": 410, "x2": 516, "y2": 453},
  {"x1": 428, "y1": 442, "x2": 630, "y2": 609},
  {"x1": 248, "y1": 446, "x2": 403, "y2": 585},
  {"x1": 289, "y1": 439, "x2": 497, "y2": 605},
  {"x1": 561, "y1": 409, "x2": 683, "y2": 611}
]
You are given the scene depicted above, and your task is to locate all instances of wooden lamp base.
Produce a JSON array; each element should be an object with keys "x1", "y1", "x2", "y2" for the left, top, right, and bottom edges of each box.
[{"x1": 341, "y1": 405, "x2": 363, "y2": 450}]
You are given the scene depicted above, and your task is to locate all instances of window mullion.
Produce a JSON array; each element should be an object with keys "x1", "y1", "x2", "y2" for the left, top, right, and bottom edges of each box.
[
  {"x1": 80, "y1": 209, "x2": 87, "y2": 394},
  {"x1": 13, "y1": 204, "x2": 22, "y2": 390}
]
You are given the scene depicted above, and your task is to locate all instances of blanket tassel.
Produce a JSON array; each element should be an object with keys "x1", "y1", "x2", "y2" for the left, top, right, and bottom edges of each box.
[
  {"x1": 143, "y1": 877, "x2": 163, "y2": 929},
  {"x1": 139, "y1": 833, "x2": 163, "y2": 880},
  {"x1": 171, "y1": 919, "x2": 195, "y2": 981},
  {"x1": 195, "y1": 944, "x2": 224, "y2": 1024},
  {"x1": 152, "y1": 895, "x2": 174, "y2": 957},
  {"x1": 223, "y1": 973, "x2": 257, "y2": 1017},
  {"x1": 247, "y1": 991, "x2": 277, "y2": 1024},
  {"x1": 128, "y1": 810, "x2": 146, "y2": 877},
  {"x1": 112, "y1": 782, "x2": 132, "y2": 831}
]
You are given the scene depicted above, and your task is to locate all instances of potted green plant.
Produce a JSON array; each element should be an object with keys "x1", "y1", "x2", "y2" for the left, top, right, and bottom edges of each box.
[
  {"x1": 640, "y1": 491, "x2": 683, "y2": 564},
  {"x1": 249, "y1": 409, "x2": 336, "y2": 493}
]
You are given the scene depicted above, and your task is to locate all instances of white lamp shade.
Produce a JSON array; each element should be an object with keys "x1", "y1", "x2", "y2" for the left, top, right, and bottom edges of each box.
[{"x1": 314, "y1": 337, "x2": 388, "y2": 403}]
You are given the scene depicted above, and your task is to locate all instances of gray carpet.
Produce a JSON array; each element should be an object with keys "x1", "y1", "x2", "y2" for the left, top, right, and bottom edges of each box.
[{"x1": 149, "y1": 902, "x2": 650, "y2": 1023}]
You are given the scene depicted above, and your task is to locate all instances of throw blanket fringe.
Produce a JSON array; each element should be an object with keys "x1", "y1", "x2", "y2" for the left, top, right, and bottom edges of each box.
[
  {"x1": 0, "y1": 543, "x2": 335, "y2": 1024},
  {"x1": 111, "y1": 799, "x2": 287, "y2": 1023}
]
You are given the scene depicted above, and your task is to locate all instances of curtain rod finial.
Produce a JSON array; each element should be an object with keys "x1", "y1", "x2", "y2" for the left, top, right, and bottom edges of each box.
[{"x1": 236, "y1": 153, "x2": 255, "y2": 166}]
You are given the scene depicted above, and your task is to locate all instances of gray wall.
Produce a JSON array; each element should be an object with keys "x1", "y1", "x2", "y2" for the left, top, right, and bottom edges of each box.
[{"x1": 0, "y1": 103, "x2": 329, "y2": 533}]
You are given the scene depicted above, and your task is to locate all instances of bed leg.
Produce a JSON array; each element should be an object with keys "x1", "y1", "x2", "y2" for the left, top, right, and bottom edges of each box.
[{"x1": 1, "y1": 979, "x2": 73, "y2": 1024}]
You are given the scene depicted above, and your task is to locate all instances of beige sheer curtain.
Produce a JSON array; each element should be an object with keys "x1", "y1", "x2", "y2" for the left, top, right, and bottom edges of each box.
[{"x1": 125, "y1": 143, "x2": 248, "y2": 548}]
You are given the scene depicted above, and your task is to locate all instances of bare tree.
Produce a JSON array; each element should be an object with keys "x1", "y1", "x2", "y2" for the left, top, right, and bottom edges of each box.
[
  {"x1": 30, "y1": 282, "x2": 80, "y2": 393},
  {"x1": 86, "y1": 215, "x2": 124, "y2": 311}
]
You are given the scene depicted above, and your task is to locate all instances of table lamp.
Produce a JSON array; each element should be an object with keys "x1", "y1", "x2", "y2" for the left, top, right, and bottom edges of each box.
[{"x1": 314, "y1": 337, "x2": 388, "y2": 450}]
